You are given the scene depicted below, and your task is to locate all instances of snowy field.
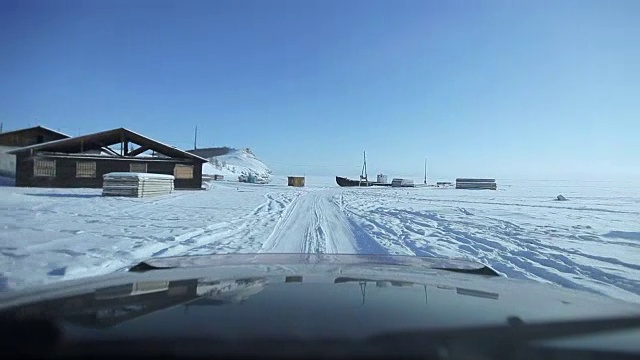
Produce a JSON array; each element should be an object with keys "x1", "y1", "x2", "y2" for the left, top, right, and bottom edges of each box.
[{"x1": 1, "y1": 176, "x2": 639, "y2": 303}]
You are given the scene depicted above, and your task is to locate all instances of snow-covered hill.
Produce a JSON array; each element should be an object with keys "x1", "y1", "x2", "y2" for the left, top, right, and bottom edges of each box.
[{"x1": 201, "y1": 148, "x2": 272, "y2": 180}]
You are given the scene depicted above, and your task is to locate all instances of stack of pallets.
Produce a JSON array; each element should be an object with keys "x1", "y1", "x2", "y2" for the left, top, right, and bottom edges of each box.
[
  {"x1": 102, "y1": 172, "x2": 175, "y2": 197},
  {"x1": 455, "y1": 178, "x2": 497, "y2": 190},
  {"x1": 391, "y1": 178, "x2": 415, "y2": 187}
]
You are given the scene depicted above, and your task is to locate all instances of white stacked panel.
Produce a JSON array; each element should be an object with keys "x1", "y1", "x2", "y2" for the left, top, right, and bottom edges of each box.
[
  {"x1": 455, "y1": 178, "x2": 497, "y2": 190},
  {"x1": 102, "y1": 172, "x2": 175, "y2": 197},
  {"x1": 391, "y1": 178, "x2": 415, "y2": 187}
]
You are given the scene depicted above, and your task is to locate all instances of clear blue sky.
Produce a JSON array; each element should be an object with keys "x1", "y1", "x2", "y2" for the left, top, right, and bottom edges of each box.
[{"x1": 1, "y1": 0, "x2": 638, "y2": 180}]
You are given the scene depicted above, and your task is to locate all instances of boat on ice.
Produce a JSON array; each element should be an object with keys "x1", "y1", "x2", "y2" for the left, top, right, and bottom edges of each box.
[
  {"x1": 336, "y1": 151, "x2": 371, "y2": 187},
  {"x1": 335, "y1": 176, "x2": 375, "y2": 187},
  {"x1": 336, "y1": 152, "x2": 389, "y2": 187}
]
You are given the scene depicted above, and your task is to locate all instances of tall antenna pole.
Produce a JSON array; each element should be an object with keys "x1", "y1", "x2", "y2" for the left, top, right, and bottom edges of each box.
[
  {"x1": 424, "y1": 157, "x2": 427, "y2": 184},
  {"x1": 194, "y1": 126, "x2": 198, "y2": 150},
  {"x1": 364, "y1": 151, "x2": 368, "y2": 182}
]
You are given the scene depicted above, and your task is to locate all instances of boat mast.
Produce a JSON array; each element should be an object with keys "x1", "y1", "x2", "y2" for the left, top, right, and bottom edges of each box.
[{"x1": 360, "y1": 151, "x2": 368, "y2": 186}]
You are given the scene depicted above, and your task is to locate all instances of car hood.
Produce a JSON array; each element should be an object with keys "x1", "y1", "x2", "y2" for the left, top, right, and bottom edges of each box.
[{"x1": 1, "y1": 253, "x2": 639, "y2": 355}]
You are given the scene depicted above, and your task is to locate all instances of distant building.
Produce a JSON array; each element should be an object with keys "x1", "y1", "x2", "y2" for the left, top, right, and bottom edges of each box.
[
  {"x1": 8, "y1": 128, "x2": 208, "y2": 189},
  {"x1": 0, "y1": 126, "x2": 69, "y2": 177},
  {"x1": 376, "y1": 174, "x2": 388, "y2": 184},
  {"x1": 0, "y1": 125, "x2": 69, "y2": 147}
]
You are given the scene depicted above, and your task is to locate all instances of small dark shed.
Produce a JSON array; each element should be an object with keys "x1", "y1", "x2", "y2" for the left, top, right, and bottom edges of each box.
[
  {"x1": 287, "y1": 176, "x2": 305, "y2": 187},
  {"x1": 8, "y1": 128, "x2": 208, "y2": 189}
]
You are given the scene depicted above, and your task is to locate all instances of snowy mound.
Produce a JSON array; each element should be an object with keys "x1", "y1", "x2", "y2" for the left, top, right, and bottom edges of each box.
[{"x1": 201, "y1": 148, "x2": 272, "y2": 180}]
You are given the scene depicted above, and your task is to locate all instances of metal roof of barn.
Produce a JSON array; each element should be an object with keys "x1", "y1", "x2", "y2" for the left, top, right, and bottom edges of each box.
[{"x1": 8, "y1": 128, "x2": 208, "y2": 162}]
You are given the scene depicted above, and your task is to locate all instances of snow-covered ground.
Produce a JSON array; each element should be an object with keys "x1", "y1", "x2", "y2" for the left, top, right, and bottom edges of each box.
[{"x1": 1, "y1": 177, "x2": 639, "y2": 304}]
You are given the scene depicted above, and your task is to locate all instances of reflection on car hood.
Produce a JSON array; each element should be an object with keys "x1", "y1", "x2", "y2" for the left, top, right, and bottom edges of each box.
[
  {"x1": 126, "y1": 253, "x2": 501, "y2": 272},
  {"x1": 0, "y1": 254, "x2": 639, "y2": 355}
]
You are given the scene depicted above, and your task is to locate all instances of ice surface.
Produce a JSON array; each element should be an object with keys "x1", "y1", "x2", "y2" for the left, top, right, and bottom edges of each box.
[{"x1": 0, "y1": 177, "x2": 639, "y2": 304}]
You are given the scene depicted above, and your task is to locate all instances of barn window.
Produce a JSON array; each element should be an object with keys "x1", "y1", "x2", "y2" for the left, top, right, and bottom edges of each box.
[
  {"x1": 76, "y1": 162, "x2": 96, "y2": 178},
  {"x1": 33, "y1": 159, "x2": 56, "y2": 177},
  {"x1": 174, "y1": 164, "x2": 194, "y2": 179},
  {"x1": 129, "y1": 163, "x2": 147, "y2": 173}
]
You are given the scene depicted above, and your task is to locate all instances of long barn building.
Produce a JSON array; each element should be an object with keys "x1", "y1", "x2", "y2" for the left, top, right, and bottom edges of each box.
[{"x1": 8, "y1": 128, "x2": 208, "y2": 189}]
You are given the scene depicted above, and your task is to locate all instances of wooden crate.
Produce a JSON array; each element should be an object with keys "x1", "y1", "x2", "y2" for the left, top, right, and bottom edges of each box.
[{"x1": 287, "y1": 176, "x2": 305, "y2": 187}]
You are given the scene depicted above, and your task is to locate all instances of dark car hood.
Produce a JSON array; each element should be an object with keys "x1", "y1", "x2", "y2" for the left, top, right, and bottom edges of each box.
[{"x1": 1, "y1": 254, "x2": 639, "y2": 356}]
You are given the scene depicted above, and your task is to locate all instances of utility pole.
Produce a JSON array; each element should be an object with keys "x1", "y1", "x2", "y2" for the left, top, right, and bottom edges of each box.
[
  {"x1": 193, "y1": 126, "x2": 198, "y2": 150},
  {"x1": 363, "y1": 151, "x2": 368, "y2": 182},
  {"x1": 0, "y1": 122, "x2": 3, "y2": 133},
  {"x1": 424, "y1": 157, "x2": 428, "y2": 185}
]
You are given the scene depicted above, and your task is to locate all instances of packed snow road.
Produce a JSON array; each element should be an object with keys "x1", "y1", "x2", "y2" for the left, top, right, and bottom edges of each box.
[
  {"x1": 260, "y1": 190, "x2": 358, "y2": 253},
  {"x1": 1, "y1": 178, "x2": 639, "y2": 304}
]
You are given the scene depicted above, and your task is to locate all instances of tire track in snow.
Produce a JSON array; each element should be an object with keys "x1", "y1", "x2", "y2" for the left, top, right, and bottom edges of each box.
[
  {"x1": 302, "y1": 199, "x2": 327, "y2": 253},
  {"x1": 260, "y1": 190, "x2": 358, "y2": 254},
  {"x1": 341, "y1": 190, "x2": 640, "y2": 303},
  {"x1": 126, "y1": 191, "x2": 303, "y2": 258},
  {"x1": 1, "y1": 187, "x2": 308, "y2": 288}
]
